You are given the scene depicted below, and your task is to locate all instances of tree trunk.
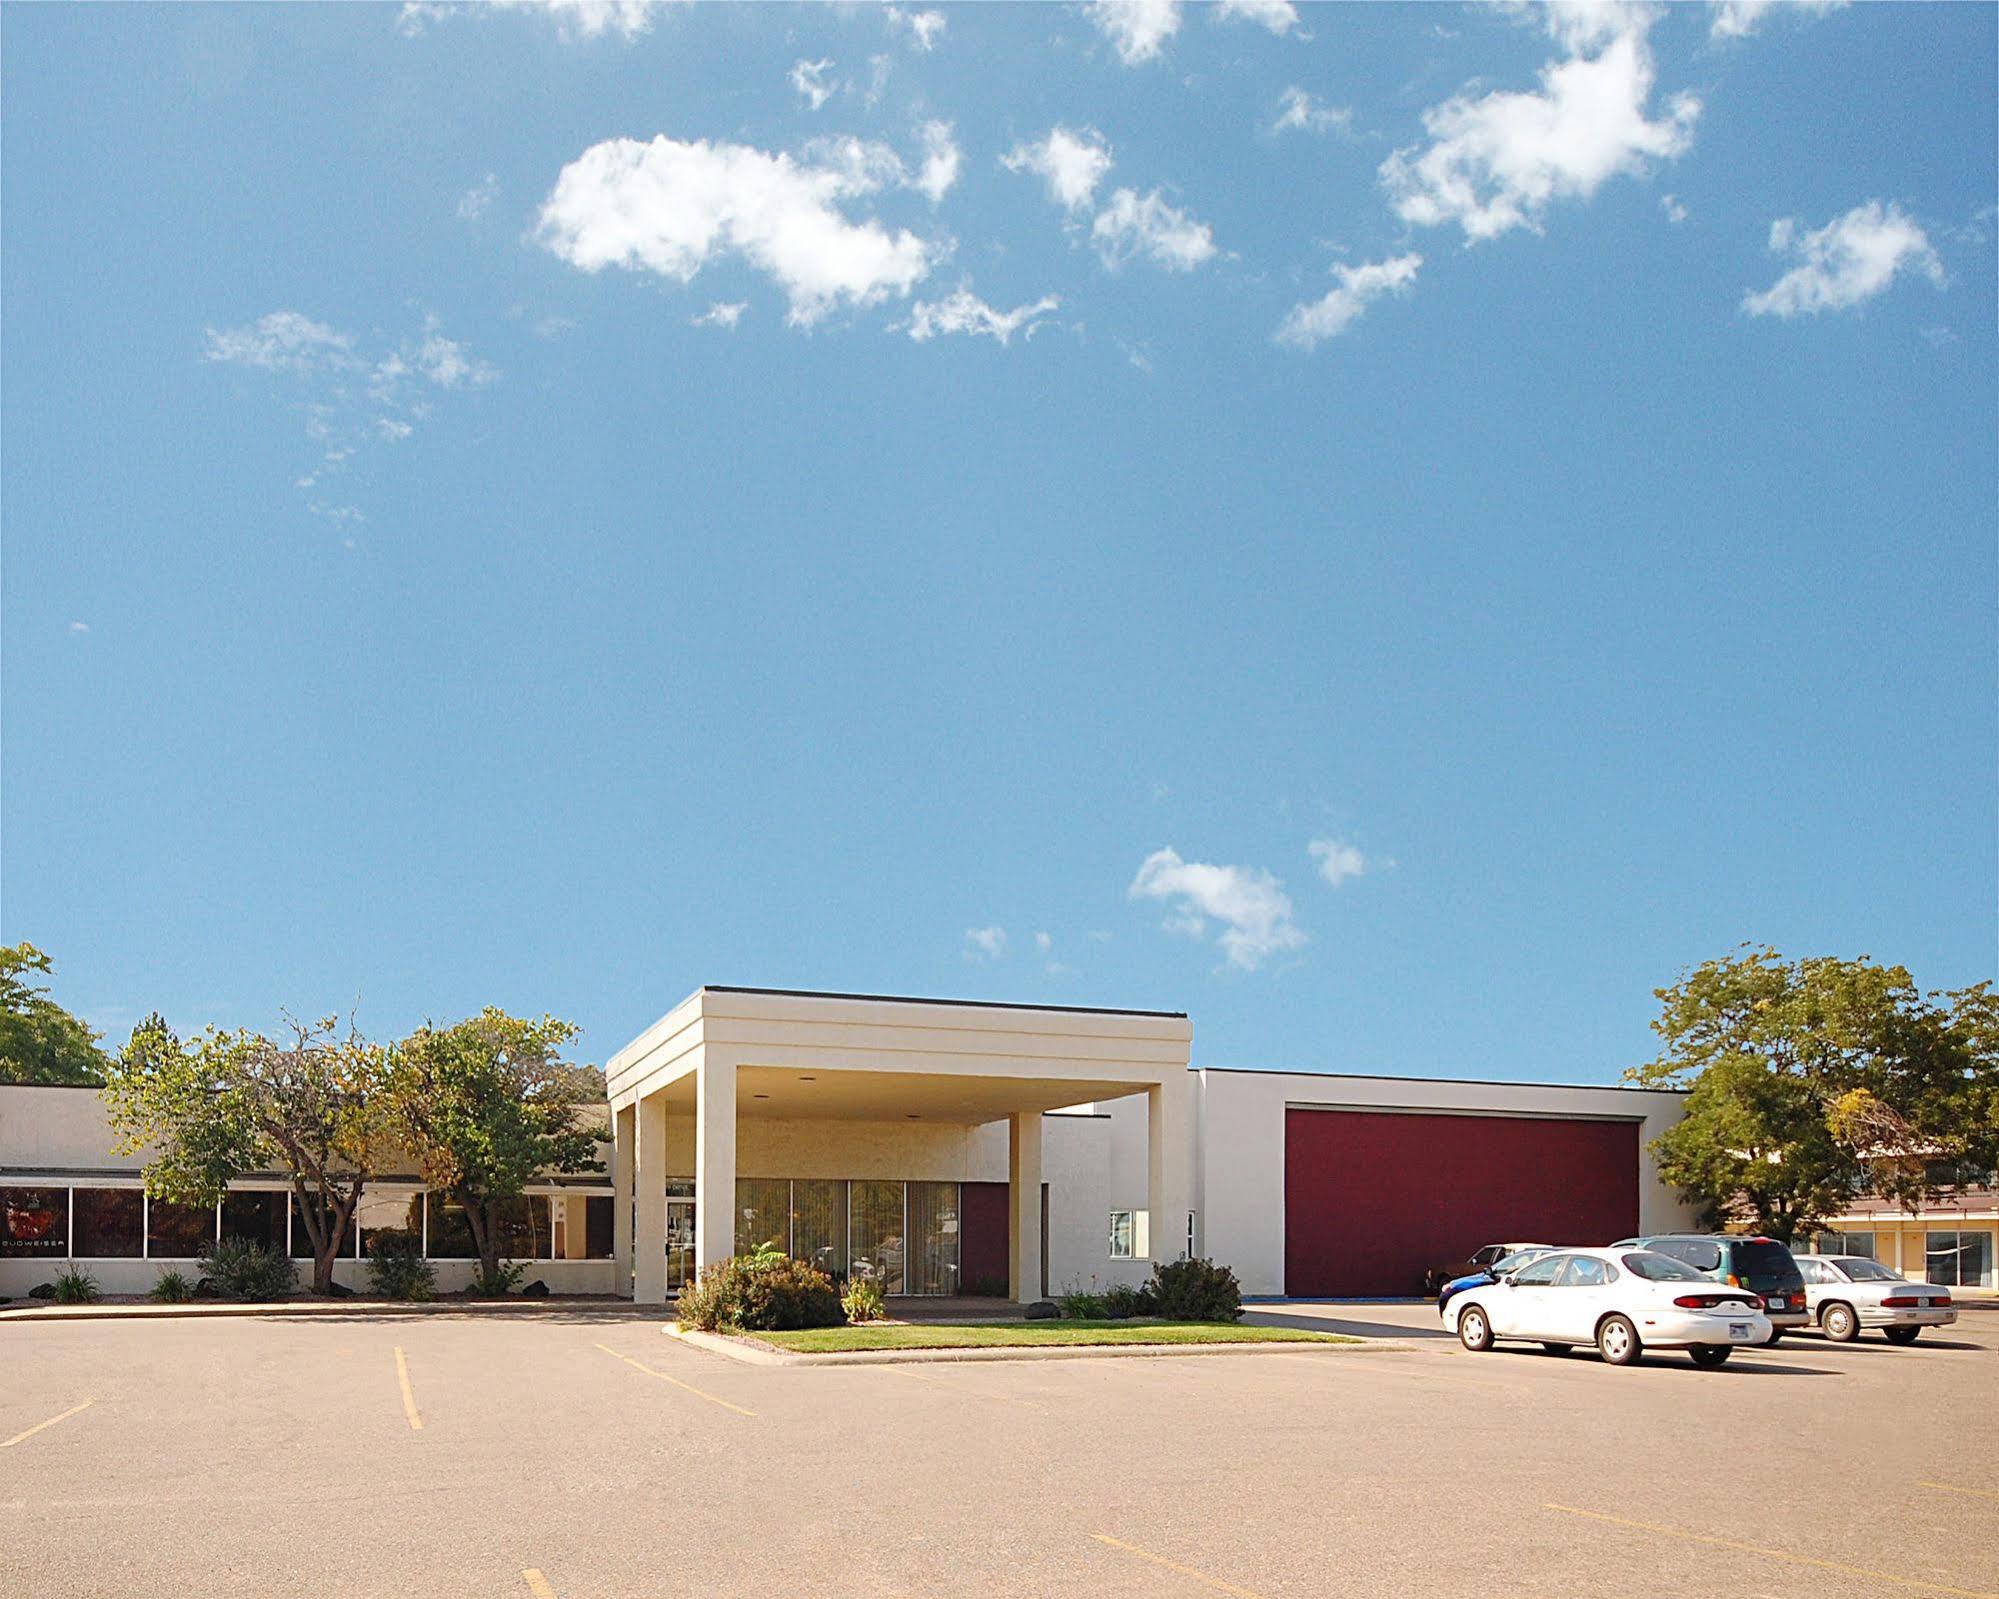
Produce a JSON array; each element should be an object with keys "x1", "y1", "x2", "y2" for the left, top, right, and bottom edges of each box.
[{"x1": 462, "y1": 1192, "x2": 499, "y2": 1283}]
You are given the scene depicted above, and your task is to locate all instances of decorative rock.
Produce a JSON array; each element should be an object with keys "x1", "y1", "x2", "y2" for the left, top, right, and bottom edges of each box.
[
  {"x1": 28, "y1": 1283, "x2": 55, "y2": 1300},
  {"x1": 1024, "y1": 1299, "x2": 1060, "y2": 1320},
  {"x1": 522, "y1": 1279, "x2": 550, "y2": 1298},
  {"x1": 326, "y1": 1280, "x2": 355, "y2": 1299}
]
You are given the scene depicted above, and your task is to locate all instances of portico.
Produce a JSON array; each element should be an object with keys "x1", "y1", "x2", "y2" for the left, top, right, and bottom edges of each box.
[{"x1": 604, "y1": 987, "x2": 1193, "y2": 1305}]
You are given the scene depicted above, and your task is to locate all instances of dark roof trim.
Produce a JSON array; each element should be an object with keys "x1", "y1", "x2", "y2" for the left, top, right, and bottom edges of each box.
[
  {"x1": 1197, "y1": 1065, "x2": 1685, "y2": 1095},
  {"x1": 703, "y1": 985, "x2": 1186, "y2": 1019}
]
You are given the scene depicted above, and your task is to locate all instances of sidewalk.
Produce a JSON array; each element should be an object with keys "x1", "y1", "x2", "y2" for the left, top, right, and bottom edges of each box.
[{"x1": 0, "y1": 1294, "x2": 665, "y2": 1324}]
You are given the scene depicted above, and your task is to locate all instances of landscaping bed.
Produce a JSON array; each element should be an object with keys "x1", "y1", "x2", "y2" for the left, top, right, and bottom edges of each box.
[{"x1": 743, "y1": 1319, "x2": 1361, "y2": 1354}]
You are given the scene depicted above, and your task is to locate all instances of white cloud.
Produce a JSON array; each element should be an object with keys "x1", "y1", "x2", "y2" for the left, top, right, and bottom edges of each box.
[
  {"x1": 1003, "y1": 126, "x2": 1114, "y2": 214},
  {"x1": 1276, "y1": 253, "x2": 1422, "y2": 348},
  {"x1": 1708, "y1": 0, "x2": 1845, "y2": 41},
  {"x1": 203, "y1": 310, "x2": 353, "y2": 372},
  {"x1": 885, "y1": 6, "x2": 946, "y2": 51},
  {"x1": 1217, "y1": 0, "x2": 1300, "y2": 35},
  {"x1": 1660, "y1": 192, "x2": 1688, "y2": 224},
  {"x1": 1381, "y1": 9, "x2": 1699, "y2": 243},
  {"x1": 68, "y1": 620, "x2": 90, "y2": 634},
  {"x1": 457, "y1": 173, "x2": 499, "y2": 222},
  {"x1": 1272, "y1": 87, "x2": 1353, "y2": 136},
  {"x1": 1088, "y1": 0, "x2": 1181, "y2": 65},
  {"x1": 399, "y1": 0, "x2": 675, "y2": 41},
  {"x1": 692, "y1": 301, "x2": 747, "y2": 329},
  {"x1": 1308, "y1": 837, "x2": 1369, "y2": 888},
  {"x1": 536, "y1": 134, "x2": 938, "y2": 327},
  {"x1": 905, "y1": 288, "x2": 1060, "y2": 344},
  {"x1": 915, "y1": 121, "x2": 962, "y2": 205},
  {"x1": 1093, "y1": 187, "x2": 1216, "y2": 272},
  {"x1": 791, "y1": 57, "x2": 838, "y2": 111},
  {"x1": 1035, "y1": 931, "x2": 1053, "y2": 954},
  {"x1": 1129, "y1": 847, "x2": 1306, "y2": 971},
  {"x1": 964, "y1": 925, "x2": 1007, "y2": 961},
  {"x1": 376, "y1": 417, "x2": 415, "y2": 441},
  {"x1": 1742, "y1": 199, "x2": 1944, "y2": 318},
  {"x1": 414, "y1": 320, "x2": 495, "y2": 387}
]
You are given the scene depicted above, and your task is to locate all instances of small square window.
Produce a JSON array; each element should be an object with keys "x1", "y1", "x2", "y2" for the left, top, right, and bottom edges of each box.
[{"x1": 1108, "y1": 1211, "x2": 1135, "y2": 1260}]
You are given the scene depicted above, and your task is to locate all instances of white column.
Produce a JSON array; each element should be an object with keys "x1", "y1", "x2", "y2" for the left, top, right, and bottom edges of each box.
[
  {"x1": 633, "y1": 1092, "x2": 667, "y2": 1304},
  {"x1": 612, "y1": 1103, "x2": 635, "y2": 1296},
  {"x1": 1147, "y1": 1075, "x2": 1190, "y2": 1264},
  {"x1": 694, "y1": 1056, "x2": 737, "y2": 1274},
  {"x1": 1009, "y1": 1111, "x2": 1043, "y2": 1304}
]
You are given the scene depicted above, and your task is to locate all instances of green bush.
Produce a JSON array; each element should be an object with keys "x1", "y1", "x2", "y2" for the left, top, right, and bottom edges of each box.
[
  {"x1": 677, "y1": 1243, "x2": 844, "y2": 1332},
  {"x1": 841, "y1": 1274, "x2": 887, "y2": 1323},
  {"x1": 1147, "y1": 1256, "x2": 1242, "y2": 1322},
  {"x1": 1101, "y1": 1281, "x2": 1156, "y2": 1319},
  {"x1": 52, "y1": 1263, "x2": 100, "y2": 1304},
  {"x1": 200, "y1": 1239, "x2": 299, "y2": 1301},
  {"x1": 150, "y1": 1268, "x2": 196, "y2": 1304},
  {"x1": 468, "y1": 1259, "x2": 527, "y2": 1298},
  {"x1": 365, "y1": 1230, "x2": 435, "y2": 1302},
  {"x1": 1056, "y1": 1283, "x2": 1109, "y2": 1320}
]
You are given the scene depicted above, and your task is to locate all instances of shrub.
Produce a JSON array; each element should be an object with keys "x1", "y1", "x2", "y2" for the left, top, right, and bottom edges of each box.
[
  {"x1": 1101, "y1": 1281, "x2": 1156, "y2": 1320},
  {"x1": 677, "y1": 1243, "x2": 844, "y2": 1332},
  {"x1": 51, "y1": 1263, "x2": 100, "y2": 1304},
  {"x1": 1056, "y1": 1282, "x2": 1109, "y2": 1320},
  {"x1": 841, "y1": 1274, "x2": 887, "y2": 1323},
  {"x1": 468, "y1": 1259, "x2": 527, "y2": 1298},
  {"x1": 150, "y1": 1268, "x2": 196, "y2": 1304},
  {"x1": 365, "y1": 1230, "x2": 435, "y2": 1302},
  {"x1": 200, "y1": 1239, "x2": 299, "y2": 1302},
  {"x1": 1147, "y1": 1256, "x2": 1242, "y2": 1322}
]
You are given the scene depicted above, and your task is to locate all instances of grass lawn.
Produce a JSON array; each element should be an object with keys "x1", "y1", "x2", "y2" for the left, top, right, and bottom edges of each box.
[{"x1": 743, "y1": 1319, "x2": 1363, "y2": 1354}]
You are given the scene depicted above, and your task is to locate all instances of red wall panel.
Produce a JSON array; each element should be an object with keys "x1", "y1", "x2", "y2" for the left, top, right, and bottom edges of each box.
[
  {"x1": 959, "y1": 1181, "x2": 1011, "y2": 1297},
  {"x1": 1283, "y1": 1109, "x2": 1640, "y2": 1297}
]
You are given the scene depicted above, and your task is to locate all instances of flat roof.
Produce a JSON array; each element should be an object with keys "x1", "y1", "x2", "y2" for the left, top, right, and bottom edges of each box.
[
  {"x1": 1196, "y1": 1064, "x2": 1685, "y2": 1095},
  {"x1": 702, "y1": 985, "x2": 1187, "y2": 1019}
]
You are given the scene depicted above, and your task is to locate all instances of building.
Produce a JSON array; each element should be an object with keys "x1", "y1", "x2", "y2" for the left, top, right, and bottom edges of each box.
[
  {"x1": 1803, "y1": 1169, "x2": 1998, "y2": 1289},
  {"x1": 8, "y1": 985, "x2": 1983, "y2": 1302}
]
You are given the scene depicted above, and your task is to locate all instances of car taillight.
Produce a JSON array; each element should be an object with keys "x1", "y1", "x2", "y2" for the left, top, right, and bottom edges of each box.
[
  {"x1": 1882, "y1": 1295, "x2": 1922, "y2": 1307},
  {"x1": 1673, "y1": 1294, "x2": 1746, "y2": 1309}
]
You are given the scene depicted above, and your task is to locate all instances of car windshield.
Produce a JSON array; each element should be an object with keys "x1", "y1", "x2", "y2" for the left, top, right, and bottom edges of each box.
[
  {"x1": 1493, "y1": 1249, "x2": 1548, "y2": 1273},
  {"x1": 1620, "y1": 1251, "x2": 1708, "y2": 1282},
  {"x1": 1838, "y1": 1258, "x2": 1901, "y2": 1282}
]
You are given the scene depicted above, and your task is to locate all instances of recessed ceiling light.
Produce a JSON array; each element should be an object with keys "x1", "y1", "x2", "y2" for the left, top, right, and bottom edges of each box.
[
  {"x1": 905, "y1": 1113, "x2": 921, "y2": 1120},
  {"x1": 752, "y1": 1092, "x2": 770, "y2": 1100},
  {"x1": 798, "y1": 1076, "x2": 816, "y2": 1082}
]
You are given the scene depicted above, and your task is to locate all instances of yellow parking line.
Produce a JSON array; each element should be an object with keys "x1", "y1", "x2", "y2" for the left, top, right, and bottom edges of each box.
[
  {"x1": 1, "y1": 1399, "x2": 93, "y2": 1449},
  {"x1": 394, "y1": 1346, "x2": 423, "y2": 1432},
  {"x1": 521, "y1": 1570, "x2": 557, "y2": 1598},
  {"x1": 1924, "y1": 1482, "x2": 1999, "y2": 1503},
  {"x1": 593, "y1": 1342, "x2": 757, "y2": 1418},
  {"x1": 1090, "y1": 1533, "x2": 1269, "y2": 1599},
  {"x1": 1545, "y1": 1504, "x2": 1999, "y2": 1598}
]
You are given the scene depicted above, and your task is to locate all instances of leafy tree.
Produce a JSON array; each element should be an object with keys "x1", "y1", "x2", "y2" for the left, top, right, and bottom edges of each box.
[
  {"x1": 102, "y1": 1015, "x2": 395, "y2": 1293},
  {"x1": 0, "y1": 942, "x2": 110, "y2": 1085},
  {"x1": 390, "y1": 1009, "x2": 604, "y2": 1284},
  {"x1": 1627, "y1": 950, "x2": 1997, "y2": 1239}
]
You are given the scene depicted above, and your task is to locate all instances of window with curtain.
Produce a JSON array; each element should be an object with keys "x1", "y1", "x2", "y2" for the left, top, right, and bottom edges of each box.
[
  {"x1": 0, "y1": 1187, "x2": 69, "y2": 1258},
  {"x1": 1926, "y1": 1230, "x2": 1995, "y2": 1288},
  {"x1": 735, "y1": 1178, "x2": 790, "y2": 1257},
  {"x1": 849, "y1": 1180, "x2": 904, "y2": 1294},
  {"x1": 791, "y1": 1179, "x2": 847, "y2": 1277},
  {"x1": 906, "y1": 1182, "x2": 959, "y2": 1296},
  {"x1": 73, "y1": 1188, "x2": 143, "y2": 1257}
]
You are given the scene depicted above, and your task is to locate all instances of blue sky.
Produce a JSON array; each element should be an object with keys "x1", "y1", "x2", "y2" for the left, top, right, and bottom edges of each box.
[{"x1": 5, "y1": 0, "x2": 1993, "y2": 1085}]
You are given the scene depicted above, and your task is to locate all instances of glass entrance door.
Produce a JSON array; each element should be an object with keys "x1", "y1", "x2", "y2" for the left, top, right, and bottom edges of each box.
[{"x1": 665, "y1": 1199, "x2": 696, "y2": 1293}]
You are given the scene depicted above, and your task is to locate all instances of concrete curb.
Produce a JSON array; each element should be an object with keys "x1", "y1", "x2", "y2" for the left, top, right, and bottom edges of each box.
[
  {"x1": 665, "y1": 1323, "x2": 1394, "y2": 1367},
  {"x1": 0, "y1": 1297, "x2": 659, "y2": 1325}
]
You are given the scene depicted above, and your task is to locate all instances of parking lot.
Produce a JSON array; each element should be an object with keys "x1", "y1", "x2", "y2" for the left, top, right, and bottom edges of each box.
[{"x1": 2, "y1": 1304, "x2": 1994, "y2": 1599}]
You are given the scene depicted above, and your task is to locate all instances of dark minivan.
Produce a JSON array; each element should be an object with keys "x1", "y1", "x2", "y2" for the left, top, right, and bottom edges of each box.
[{"x1": 1614, "y1": 1234, "x2": 1808, "y2": 1340}]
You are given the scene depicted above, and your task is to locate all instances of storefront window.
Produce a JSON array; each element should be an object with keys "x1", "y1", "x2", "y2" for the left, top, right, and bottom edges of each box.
[
  {"x1": 906, "y1": 1182, "x2": 960, "y2": 1296},
  {"x1": 73, "y1": 1188, "x2": 143, "y2": 1257},
  {"x1": 425, "y1": 1192, "x2": 478, "y2": 1260},
  {"x1": 791, "y1": 1180, "x2": 847, "y2": 1278},
  {"x1": 147, "y1": 1197, "x2": 217, "y2": 1258},
  {"x1": 585, "y1": 1195, "x2": 614, "y2": 1259},
  {"x1": 356, "y1": 1188, "x2": 424, "y2": 1258},
  {"x1": 849, "y1": 1180, "x2": 904, "y2": 1295},
  {"x1": 0, "y1": 1186, "x2": 69, "y2": 1258},
  {"x1": 492, "y1": 1194, "x2": 549, "y2": 1261},
  {"x1": 221, "y1": 1191, "x2": 287, "y2": 1252},
  {"x1": 1926, "y1": 1230, "x2": 1995, "y2": 1288},
  {"x1": 735, "y1": 1178, "x2": 790, "y2": 1257}
]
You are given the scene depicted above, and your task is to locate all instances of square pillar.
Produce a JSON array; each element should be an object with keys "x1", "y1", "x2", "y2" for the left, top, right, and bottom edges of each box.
[
  {"x1": 633, "y1": 1092, "x2": 668, "y2": 1304},
  {"x1": 612, "y1": 1103, "x2": 635, "y2": 1295},
  {"x1": 1009, "y1": 1111, "x2": 1043, "y2": 1304},
  {"x1": 1147, "y1": 1075, "x2": 1190, "y2": 1265},
  {"x1": 694, "y1": 1056, "x2": 737, "y2": 1273}
]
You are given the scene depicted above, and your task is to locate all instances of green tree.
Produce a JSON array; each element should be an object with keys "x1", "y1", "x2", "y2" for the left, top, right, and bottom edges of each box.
[
  {"x1": 390, "y1": 1009, "x2": 604, "y2": 1284},
  {"x1": 103, "y1": 1015, "x2": 395, "y2": 1293},
  {"x1": 0, "y1": 942, "x2": 110, "y2": 1085},
  {"x1": 1627, "y1": 950, "x2": 1997, "y2": 1239}
]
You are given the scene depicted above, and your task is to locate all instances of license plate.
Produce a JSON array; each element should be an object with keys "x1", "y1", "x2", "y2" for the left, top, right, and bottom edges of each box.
[
  {"x1": 1728, "y1": 1323, "x2": 1751, "y2": 1340},
  {"x1": 1765, "y1": 1296, "x2": 1786, "y2": 1310}
]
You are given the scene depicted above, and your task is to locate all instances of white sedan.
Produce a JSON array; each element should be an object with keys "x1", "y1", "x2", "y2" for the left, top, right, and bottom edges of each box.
[
  {"x1": 1795, "y1": 1254, "x2": 1957, "y2": 1344},
  {"x1": 1442, "y1": 1246, "x2": 1772, "y2": 1367}
]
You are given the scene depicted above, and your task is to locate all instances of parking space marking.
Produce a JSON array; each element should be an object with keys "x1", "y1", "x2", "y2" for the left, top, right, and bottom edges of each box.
[
  {"x1": 1923, "y1": 1482, "x2": 1999, "y2": 1503},
  {"x1": 593, "y1": 1343, "x2": 757, "y2": 1418},
  {"x1": 0, "y1": 1399, "x2": 93, "y2": 1449},
  {"x1": 1544, "y1": 1504, "x2": 1999, "y2": 1598},
  {"x1": 1090, "y1": 1533, "x2": 1269, "y2": 1599},
  {"x1": 521, "y1": 1570, "x2": 557, "y2": 1598},
  {"x1": 394, "y1": 1347, "x2": 423, "y2": 1432}
]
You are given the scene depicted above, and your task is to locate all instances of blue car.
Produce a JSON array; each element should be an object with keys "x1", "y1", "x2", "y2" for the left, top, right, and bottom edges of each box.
[{"x1": 1436, "y1": 1246, "x2": 1558, "y2": 1313}]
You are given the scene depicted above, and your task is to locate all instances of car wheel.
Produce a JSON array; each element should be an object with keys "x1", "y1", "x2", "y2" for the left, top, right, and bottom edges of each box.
[
  {"x1": 1540, "y1": 1342, "x2": 1573, "y2": 1356},
  {"x1": 1688, "y1": 1344, "x2": 1732, "y2": 1368},
  {"x1": 1458, "y1": 1305, "x2": 1494, "y2": 1353},
  {"x1": 1821, "y1": 1302, "x2": 1858, "y2": 1343},
  {"x1": 1597, "y1": 1314, "x2": 1642, "y2": 1366},
  {"x1": 1883, "y1": 1325, "x2": 1922, "y2": 1345}
]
